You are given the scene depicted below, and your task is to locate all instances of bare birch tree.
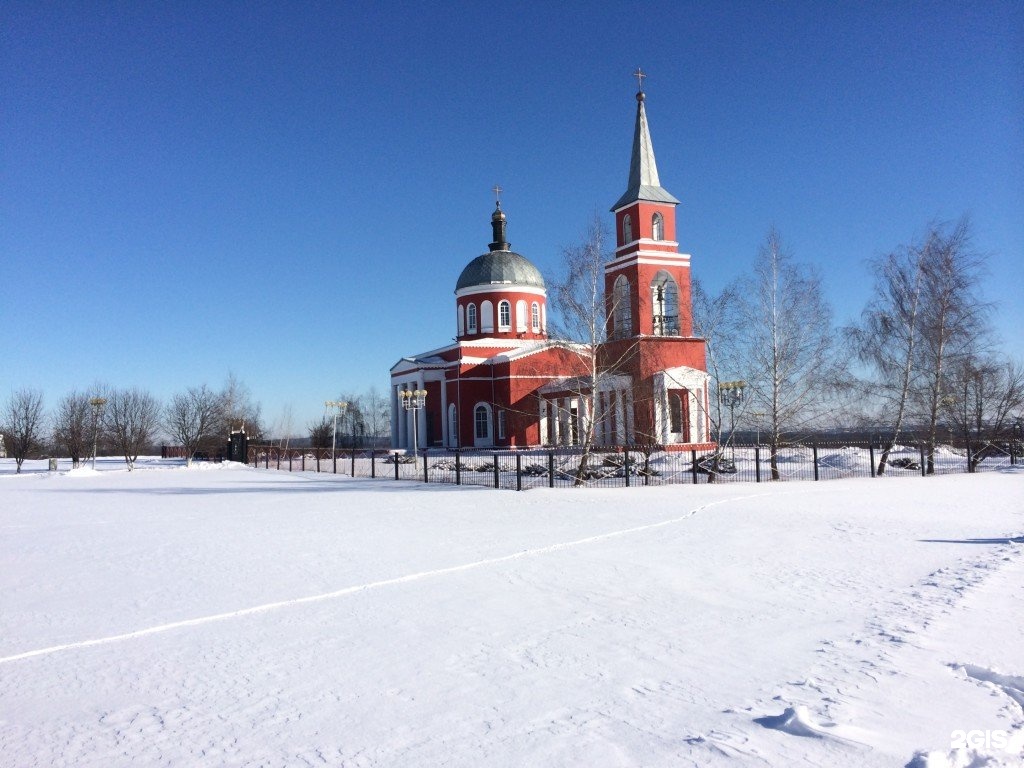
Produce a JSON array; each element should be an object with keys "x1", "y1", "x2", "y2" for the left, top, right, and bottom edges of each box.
[
  {"x1": 692, "y1": 278, "x2": 739, "y2": 445},
  {"x1": 165, "y1": 384, "x2": 223, "y2": 466},
  {"x1": 549, "y1": 215, "x2": 632, "y2": 484},
  {"x1": 733, "y1": 229, "x2": 843, "y2": 479},
  {"x1": 3, "y1": 388, "x2": 45, "y2": 473},
  {"x1": 913, "y1": 219, "x2": 989, "y2": 473},
  {"x1": 105, "y1": 388, "x2": 161, "y2": 470},
  {"x1": 845, "y1": 240, "x2": 927, "y2": 474}
]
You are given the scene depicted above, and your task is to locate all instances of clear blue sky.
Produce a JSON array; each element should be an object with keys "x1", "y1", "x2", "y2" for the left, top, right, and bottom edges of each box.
[{"x1": 3, "y1": 1, "x2": 1022, "y2": 433}]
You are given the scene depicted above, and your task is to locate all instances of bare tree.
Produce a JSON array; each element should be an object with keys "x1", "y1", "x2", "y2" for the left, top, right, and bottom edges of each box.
[
  {"x1": 53, "y1": 391, "x2": 93, "y2": 468},
  {"x1": 165, "y1": 385, "x2": 223, "y2": 467},
  {"x1": 733, "y1": 229, "x2": 843, "y2": 479},
  {"x1": 362, "y1": 386, "x2": 391, "y2": 446},
  {"x1": 218, "y1": 373, "x2": 264, "y2": 441},
  {"x1": 845, "y1": 239, "x2": 927, "y2": 475},
  {"x1": 3, "y1": 389, "x2": 45, "y2": 473},
  {"x1": 692, "y1": 279, "x2": 739, "y2": 445},
  {"x1": 942, "y1": 354, "x2": 1024, "y2": 468},
  {"x1": 549, "y1": 215, "x2": 636, "y2": 484},
  {"x1": 105, "y1": 388, "x2": 161, "y2": 470},
  {"x1": 913, "y1": 219, "x2": 989, "y2": 473}
]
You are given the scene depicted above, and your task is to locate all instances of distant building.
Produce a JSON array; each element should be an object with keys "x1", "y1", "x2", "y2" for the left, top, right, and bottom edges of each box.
[{"x1": 390, "y1": 85, "x2": 711, "y2": 451}]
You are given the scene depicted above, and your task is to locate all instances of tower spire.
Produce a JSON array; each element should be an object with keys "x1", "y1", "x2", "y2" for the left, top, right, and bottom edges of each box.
[
  {"x1": 489, "y1": 185, "x2": 510, "y2": 252},
  {"x1": 611, "y1": 71, "x2": 679, "y2": 211}
]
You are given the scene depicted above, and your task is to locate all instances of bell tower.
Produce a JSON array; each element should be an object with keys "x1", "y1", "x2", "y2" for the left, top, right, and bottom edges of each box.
[{"x1": 605, "y1": 71, "x2": 693, "y2": 341}]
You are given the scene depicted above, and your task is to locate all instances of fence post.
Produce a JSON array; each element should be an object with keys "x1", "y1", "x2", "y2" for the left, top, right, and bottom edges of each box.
[
  {"x1": 394, "y1": 453, "x2": 399, "y2": 480},
  {"x1": 289, "y1": 453, "x2": 293, "y2": 472},
  {"x1": 371, "y1": 450, "x2": 376, "y2": 478},
  {"x1": 812, "y1": 442, "x2": 819, "y2": 481},
  {"x1": 277, "y1": 452, "x2": 281, "y2": 470},
  {"x1": 869, "y1": 443, "x2": 875, "y2": 478},
  {"x1": 516, "y1": 453, "x2": 522, "y2": 491},
  {"x1": 965, "y1": 442, "x2": 973, "y2": 474},
  {"x1": 351, "y1": 450, "x2": 356, "y2": 477},
  {"x1": 333, "y1": 451, "x2": 337, "y2": 474},
  {"x1": 302, "y1": 453, "x2": 306, "y2": 472},
  {"x1": 423, "y1": 450, "x2": 429, "y2": 483},
  {"x1": 919, "y1": 443, "x2": 927, "y2": 477},
  {"x1": 755, "y1": 446, "x2": 761, "y2": 483},
  {"x1": 691, "y1": 450, "x2": 698, "y2": 484},
  {"x1": 455, "y1": 449, "x2": 461, "y2": 485},
  {"x1": 548, "y1": 451, "x2": 555, "y2": 488},
  {"x1": 493, "y1": 453, "x2": 500, "y2": 489},
  {"x1": 316, "y1": 451, "x2": 321, "y2": 473},
  {"x1": 624, "y1": 451, "x2": 631, "y2": 487},
  {"x1": 264, "y1": 451, "x2": 269, "y2": 469}
]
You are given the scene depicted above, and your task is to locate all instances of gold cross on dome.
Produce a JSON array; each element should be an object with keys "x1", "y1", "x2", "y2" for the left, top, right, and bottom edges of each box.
[
  {"x1": 634, "y1": 68, "x2": 647, "y2": 92},
  {"x1": 492, "y1": 184, "x2": 503, "y2": 206}
]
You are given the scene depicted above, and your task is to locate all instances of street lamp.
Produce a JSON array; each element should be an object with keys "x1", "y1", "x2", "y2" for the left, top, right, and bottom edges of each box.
[
  {"x1": 718, "y1": 380, "x2": 746, "y2": 459},
  {"x1": 325, "y1": 400, "x2": 348, "y2": 456},
  {"x1": 401, "y1": 389, "x2": 428, "y2": 453},
  {"x1": 89, "y1": 397, "x2": 107, "y2": 470}
]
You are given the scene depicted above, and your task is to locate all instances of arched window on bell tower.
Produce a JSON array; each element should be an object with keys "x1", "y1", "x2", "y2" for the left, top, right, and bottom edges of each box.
[
  {"x1": 622, "y1": 214, "x2": 633, "y2": 243},
  {"x1": 612, "y1": 275, "x2": 632, "y2": 339},
  {"x1": 652, "y1": 212, "x2": 664, "y2": 241},
  {"x1": 467, "y1": 303, "x2": 478, "y2": 334},
  {"x1": 651, "y1": 271, "x2": 680, "y2": 336}
]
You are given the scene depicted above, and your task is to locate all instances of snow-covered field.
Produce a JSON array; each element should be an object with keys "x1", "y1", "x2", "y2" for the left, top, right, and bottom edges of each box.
[{"x1": 1, "y1": 459, "x2": 1022, "y2": 767}]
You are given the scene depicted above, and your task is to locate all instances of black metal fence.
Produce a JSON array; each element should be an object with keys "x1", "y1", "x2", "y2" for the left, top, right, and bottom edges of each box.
[{"x1": 247, "y1": 439, "x2": 1021, "y2": 491}]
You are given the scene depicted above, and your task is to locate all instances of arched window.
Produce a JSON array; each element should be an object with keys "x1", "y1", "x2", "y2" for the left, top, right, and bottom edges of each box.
[
  {"x1": 480, "y1": 300, "x2": 494, "y2": 333},
  {"x1": 474, "y1": 403, "x2": 492, "y2": 446},
  {"x1": 515, "y1": 300, "x2": 527, "y2": 332},
  {"x1": 652, "y1": 212, "x2": 664, "y2": 241},
  {"x1": 497, "y1": 410, "x2": 507, "y2": 440},
  {"x1": 531, "y1": 302, "x2": 540, "y2": 332},
  {"x1": 448, "y1": 403, "x2": 458, "y2": 447},
  {"x1": 498, "y1": 300, "x2": 511, "y2": 330},
  {"x1": 622, "y1": 214, "x2": 633, "y2": 243},
  {"x1": 467, "y1": 303, "x2": 477, "y2": 334},
  {"x1": 613, "y1": 275, "x2": 632, "y2": 338},
  {"x1": 457, "y1": 304, "x2": 465, "y2": 336},
  {"x1": 651, "y1": 271, "x2": 680, "y2": 336}
]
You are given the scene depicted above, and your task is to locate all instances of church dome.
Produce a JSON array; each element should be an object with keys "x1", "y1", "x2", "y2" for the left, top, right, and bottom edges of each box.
[{"x1": 456, "y1": 250, "x2": 546, "y2": 291}]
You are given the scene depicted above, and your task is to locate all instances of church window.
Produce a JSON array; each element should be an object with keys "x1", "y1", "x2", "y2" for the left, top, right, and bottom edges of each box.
[
  {"x1": 652, "y1": 212, "x2": 664, "y2": 241},
  {"x1": 622, "y1": 214, "x2": 633, "y2": 242},
  {"x1": 497, "y1": 409, "x2": 506, "y2": 439},
  {"x1": 651, "y1": 271, "x2": 680, "y2": 336},
  {"x1": 613, "y1": 275, "x2": 632, "y2": 338},
  {"x1": 467, "y1": 303, "x2": 477, "y2": 333},
  {"x1": 531, "y1": 302, "x2": 540, "y2": 332},
  {"x1": 481, "y1": 300, "x2": 494, "y2": 332},
  {"x1": 475, "y1": 404, "x2": 491, "y2": 440},
  {"x1": 448, "y1": 403, "x2": 458, "y2": 447},
  {"x1": 498, "y1": 300, "x2": 511, "y2": 330},
  {"x1": 670, "y1": 394, "x2": 683, "y2": 433},
  {"x1": 515, "y1": 300, "x2": 527, "y2": 332},
  {"x1": 457, "y1": 305, "x2": 465, "y2": 336}
]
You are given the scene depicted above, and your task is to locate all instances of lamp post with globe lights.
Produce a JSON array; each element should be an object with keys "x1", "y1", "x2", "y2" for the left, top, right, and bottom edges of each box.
[{"x1": 401, "y1": 389, "x2": 428, "y2": 454}]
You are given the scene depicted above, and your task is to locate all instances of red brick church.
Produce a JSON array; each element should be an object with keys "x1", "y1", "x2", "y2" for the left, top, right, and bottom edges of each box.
[{"x1": 390, "y1": 82, "x2": 711, "y2": 451}]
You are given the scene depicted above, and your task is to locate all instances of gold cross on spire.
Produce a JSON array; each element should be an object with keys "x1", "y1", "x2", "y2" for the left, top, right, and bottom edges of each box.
[
  {"x1": 492, "y1": 184, "x2": 503, "y2": 207},
  {"x1": 634, "y1": 67, "x2": 647, "y2": 92}
]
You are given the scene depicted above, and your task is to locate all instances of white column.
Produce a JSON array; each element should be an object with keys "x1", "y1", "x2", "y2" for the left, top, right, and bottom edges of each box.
[{"x1": 391, "y1": 386, "x2": 402, "y2": 449}]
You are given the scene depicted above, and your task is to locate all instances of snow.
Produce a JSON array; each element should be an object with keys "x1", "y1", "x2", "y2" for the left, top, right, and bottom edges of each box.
[{"x1": 1, "y1": 460, "x2": 1022, "y2": 766}]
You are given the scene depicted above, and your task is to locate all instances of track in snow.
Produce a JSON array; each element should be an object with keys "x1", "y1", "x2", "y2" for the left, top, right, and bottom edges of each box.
[{"x1": 0, "y1": 489, "x2": 782, "y2": 665}]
